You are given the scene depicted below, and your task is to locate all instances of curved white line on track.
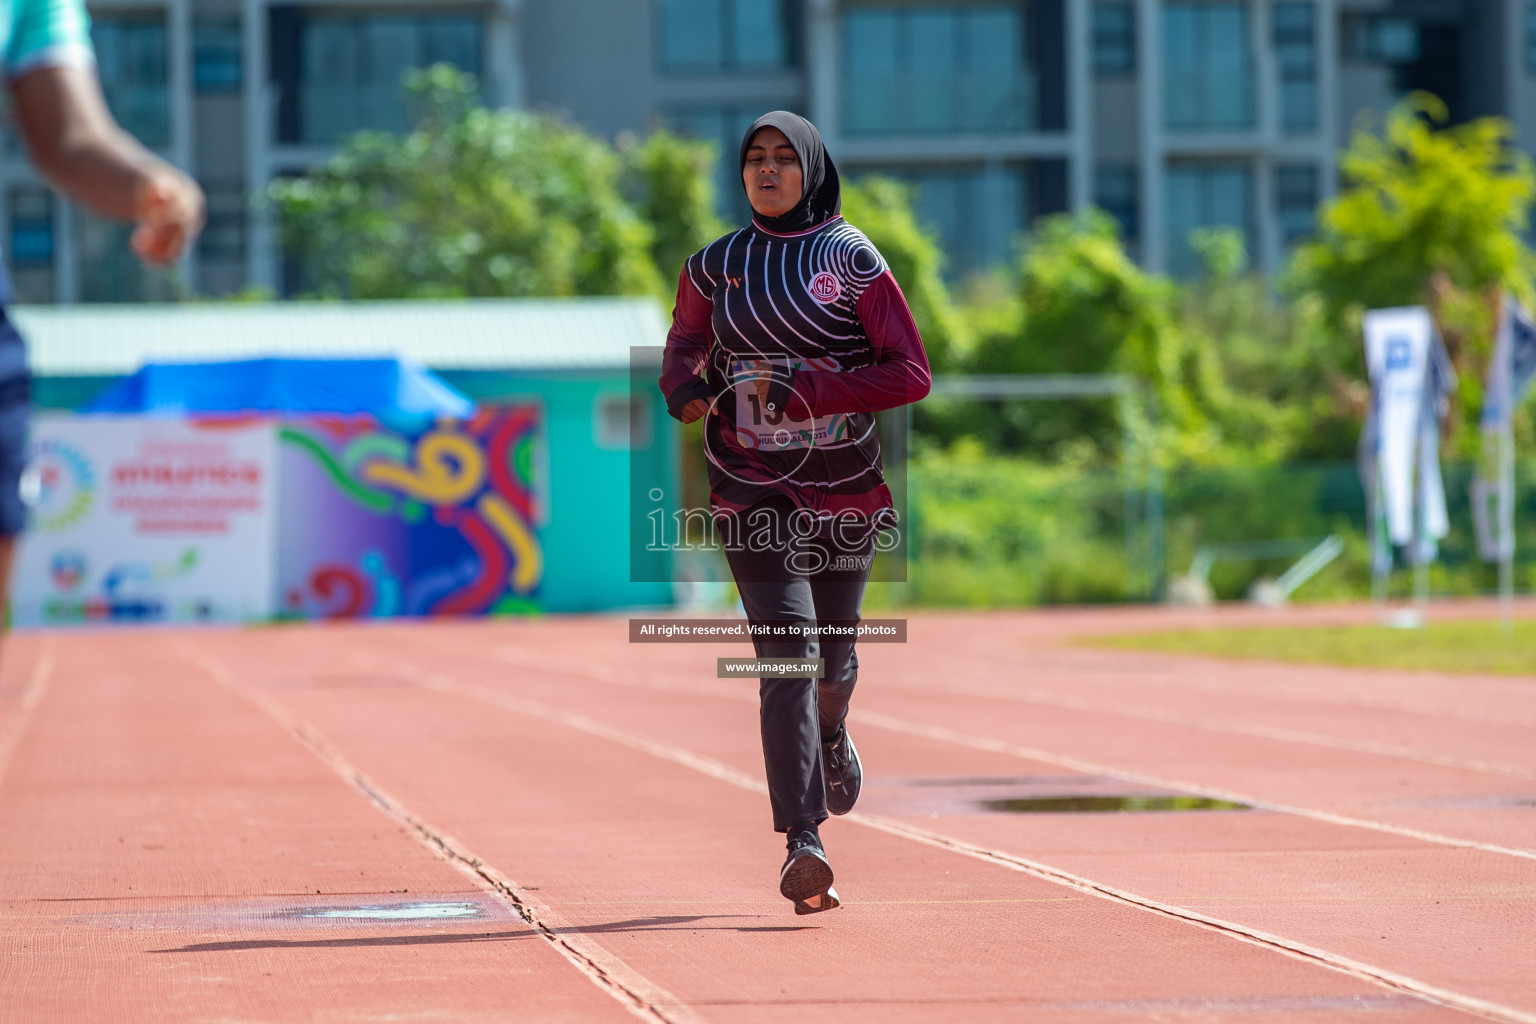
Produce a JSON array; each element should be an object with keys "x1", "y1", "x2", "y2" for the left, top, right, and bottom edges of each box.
[
  {"x1": 182, "y1": 646, "x2": 708, "y2": 1024},
  {"x1": 0, "y1": 641, "x2": 54, "y2": 793},
  {"x1": 390, "y1": 660, "x2": 1532, "y2": 1024}
]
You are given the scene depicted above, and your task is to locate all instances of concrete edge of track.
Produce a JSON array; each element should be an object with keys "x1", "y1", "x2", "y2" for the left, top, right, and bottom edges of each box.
[
  {"x1": 178, "y1": 643, "x2": 710, "y2": 1024},
  {"x1": 370, "y1": 653, "x2": 1536, "y2": 1024}
]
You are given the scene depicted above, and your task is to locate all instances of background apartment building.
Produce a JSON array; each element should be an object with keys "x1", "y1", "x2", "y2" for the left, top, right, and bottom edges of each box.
[{"x1": 4, "y1": 0, "x2": 1536, "y2": 302}]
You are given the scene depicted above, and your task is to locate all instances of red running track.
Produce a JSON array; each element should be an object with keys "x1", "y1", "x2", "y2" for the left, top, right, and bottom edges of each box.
[{"x1": 1, "y1": 604, "x2": 1532, "y2": 1023}]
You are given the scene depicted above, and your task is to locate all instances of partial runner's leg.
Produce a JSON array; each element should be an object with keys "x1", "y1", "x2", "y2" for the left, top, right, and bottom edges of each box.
[
  {"x1": 0, "y1": 536, "x2": 15, "y2": 628},
  {"x1": 724, "y1": 519, "x2": 824, "y2": 833},
  {"x1": 0, "y1": 398, "x2": 29, "y2": 634},
  {"x1": 807, "y1": 531, "x2": 873, "y2": 737}
]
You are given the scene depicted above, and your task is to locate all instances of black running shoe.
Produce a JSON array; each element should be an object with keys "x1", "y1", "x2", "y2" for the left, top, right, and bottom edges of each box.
[
  {"x1": 780, "y1": 825, "x2": 839, "y2": 915},
  {"x1": 822, "y1": 724, "x2": 862, "y2": 816}
]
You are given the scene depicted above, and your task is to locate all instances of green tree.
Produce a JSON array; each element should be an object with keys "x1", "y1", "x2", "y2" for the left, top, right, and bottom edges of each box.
[
  {"x1": 1180, "y1": 227, "x2": 1355, "y2": 461},
  {"x1": 271, "y1": 65, "x2": 671, "y2": 299},
  {"x1": 1290, "y1": 94, "x2": 1536, "y2": 443},
  {"x1": 959, "y1": 210, "x2": 1221, "y2": 462},
  {"x1": 621, "y1": 130, "x2": 727, "y2": 289},
  {"x1": 841, "y1": 176, "x2": 969, "y2": 372}
]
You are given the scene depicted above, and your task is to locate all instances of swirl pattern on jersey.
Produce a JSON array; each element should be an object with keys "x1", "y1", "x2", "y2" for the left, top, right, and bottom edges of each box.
[{"x1": 682, "y1": 216, "x2": 895, "y2": 525}]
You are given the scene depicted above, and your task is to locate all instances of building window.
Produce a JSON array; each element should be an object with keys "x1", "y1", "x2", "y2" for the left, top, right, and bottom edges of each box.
[
  {"x1": 9, "y1": 189, "x2": 53, "y2": 267},
  {"x1": 1093, "y1": 2, "x2": 1135, "y2": 76},
  {"x1": 665, "y1": 105, "x2": 772, "y2": 220},
  {"x1": 8, "y1": 188, "x2": 55, "y2": 304},
  {"x1": 1275, "y1": 164, "x2": 1317, "y2": 245},
  {"x1": 93, "y1": 16, "x2": 171, "y2": 149},
  {"x1": 1355, "y1": 15, "x2": 1418, "y2": 64},
  {"x1": 842, "y1": 4, "x2": 1033, "y2": 137},
  {"x1": 1274, "y1": 2, "x2": 1316, "y2": 133},
  {"x1": 594, "y1": 395, "x2": 652, "y2": 450},
  {"x1": 872, "y1": 163, "x2": 1028, "y2": 275},
  {"x1": 76, "y1": 211, "x2": 176, "y2": 302},
  {"x1": 1164, "y1": 3, "x2": 1254, "y2": 133},
  {"x1": 1094, "y1": 165, "x2": 1138, "y2": 244},
  {"x1": 1166, "y1": 162, "x2": 1252, "y2": 276},
  {"x1": 1527, "y1": 4, "x2": 1536, "y2": 74},
  {"x1": 295, "y1": 13, "x2": 483, "y2": 144},
  {"x1": 657, "y1": 0, "x2": 794, "y2": 72},
  {"x1": 194, "y1": 19, "x2": 242, "y2": 93},
  {"x1": 198, "y1": 183, "x2": 248, "y2": 262}
]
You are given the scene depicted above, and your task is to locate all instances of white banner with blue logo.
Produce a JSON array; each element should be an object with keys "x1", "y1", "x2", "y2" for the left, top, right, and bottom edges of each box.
[
  {"x1": 1362, "y1": 306, "x2": 1453, "y2": 561},
  {"x1": 11, "y1": 415, "x2": 277, "y2": 627}
]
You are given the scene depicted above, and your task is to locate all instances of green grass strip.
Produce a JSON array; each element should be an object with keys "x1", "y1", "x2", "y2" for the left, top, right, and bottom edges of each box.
[{"x1": 1087, "y1": 619, "x2": 1536, "y2": 677}]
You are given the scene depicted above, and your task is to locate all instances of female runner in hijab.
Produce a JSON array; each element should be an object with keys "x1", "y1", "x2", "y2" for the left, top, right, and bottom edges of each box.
[{"x1": 659, "y1": 112, "x2": 931, "y2": 914}]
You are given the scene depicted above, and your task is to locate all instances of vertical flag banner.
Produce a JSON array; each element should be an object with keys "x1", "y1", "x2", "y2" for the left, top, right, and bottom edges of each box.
[
  {"x1": 11, "y1": 415, "x2": 278, "y2": 626},
  {"x1": 276, "y1": 405, "x2": 545, "y2": 619},
  {"x1": 1474, "y1": 294, "x2": 1536, "y2": 561},
  {"x1": 1361, "y1": 306, "x2": 1453, "y2": 561}
]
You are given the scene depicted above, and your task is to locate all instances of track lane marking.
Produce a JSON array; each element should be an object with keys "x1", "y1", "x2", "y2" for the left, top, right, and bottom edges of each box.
[
  {"x1": 1041, "y1": 657, "x2": 1536, "y2": 729},
  {"x1": 868, "y1": 677, "x2": 1536, "y2": 780},
  {"x1": 852, "y1": 711, "x2": 1536, "y2": 862},
  {"x1": 409, "y1": 636, "x2": 1536, "y2": 862},
  {"x1": 0, "y1": 639, "x2": 54, "y2": 794},
  {"x1": 182, "y1": 644, "x2": 708, "y2": 1024},
  {"x1": 383, "y1": 656, "x2": 1530, "y2": 1024}
]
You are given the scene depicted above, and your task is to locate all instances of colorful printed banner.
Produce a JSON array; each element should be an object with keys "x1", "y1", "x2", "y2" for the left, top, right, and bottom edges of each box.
[
  {"x1": 12, "y1": 414, "x2": 278, "y2": 626},
  {"x1": 276, "y1": 406, "x2": 544, "y2": 619}
]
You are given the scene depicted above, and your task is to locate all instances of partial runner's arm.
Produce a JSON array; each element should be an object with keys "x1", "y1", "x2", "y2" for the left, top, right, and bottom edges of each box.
[
  {"x1": 775, "y1": 272, "x2": 932, "y2": 419},
  {"x1": 660, "y1": 269, "x2": 718, "y2": 423},
  {"x1": 11, "y1": 64, "x2": 204, "y2": 264}
]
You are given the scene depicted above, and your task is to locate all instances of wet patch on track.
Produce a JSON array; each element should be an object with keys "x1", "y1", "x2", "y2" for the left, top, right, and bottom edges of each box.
[
  {"x1": 279, "y1": 900, "x2": 484, "y2": 921},
  {"x1": 860, "y1": 775, "x2": 1255, "y2": 817},
  {"x1": 61, "y1": 891, "x2": 521, "y2": 933}
]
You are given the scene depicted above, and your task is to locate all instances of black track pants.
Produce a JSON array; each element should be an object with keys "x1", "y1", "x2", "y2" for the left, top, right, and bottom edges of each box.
[{"x1": 724, "y1": 515, "x2": 874, "y2": 833}]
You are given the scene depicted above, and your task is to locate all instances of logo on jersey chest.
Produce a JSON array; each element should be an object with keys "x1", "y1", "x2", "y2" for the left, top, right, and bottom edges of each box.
[{"x1": 809, "y1": 272, "x2": 841, "y2": 304}]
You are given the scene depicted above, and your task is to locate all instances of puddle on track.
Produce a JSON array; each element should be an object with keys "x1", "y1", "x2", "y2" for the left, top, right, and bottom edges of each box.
[
  {"x1": 63, "y1": 893, "x2": 518, "y2": 932},
  {"x1": 860, "y1": 776, "x2": 1256, "y2": 817},
  {"x1": 287, "y1": 902, "x2": 483, "y2": 921}
]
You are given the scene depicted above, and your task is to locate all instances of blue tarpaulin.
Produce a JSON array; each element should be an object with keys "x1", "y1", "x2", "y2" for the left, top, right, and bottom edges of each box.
[{"x1": 83, "y1": 357, "x2": 475, "y2": 419}]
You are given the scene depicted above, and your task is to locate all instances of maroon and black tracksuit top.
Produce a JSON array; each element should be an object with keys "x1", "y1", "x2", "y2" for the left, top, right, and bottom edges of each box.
[{"x1": 661, "y1": 214, "x2": 932, "y2": 530}]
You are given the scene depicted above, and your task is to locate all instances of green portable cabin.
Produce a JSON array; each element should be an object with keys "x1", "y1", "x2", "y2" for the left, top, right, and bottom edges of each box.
[{"x1": 15, "y1": 298, "x2": 680, "y2": 614}]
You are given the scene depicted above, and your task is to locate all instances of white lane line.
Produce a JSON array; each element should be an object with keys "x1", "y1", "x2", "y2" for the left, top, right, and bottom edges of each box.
[
  {"x1": 390, "y1": 660, "x2": 1531, "y2": 1024},
  {"x1": 871, "y1": 676, "x2": 1536, "y2": 780},
  {"x1": 853, "y1": 711, "x2": 1536, "y2": 863},
  {"x1": 181, "y1": 645, "x2": 708, "y2": 1024},
  {"x1": 0, "y1": 640, "x2": 54, "y2": 793},
  {"x1": 413, "y1": 638, "x2": 1536, "y2": 863},
  {"x1": 499, "y1": 637, "x2": 1536, "y2": 782},
  {"x1": 1039, "y1": 662, "x2": 1536, "y2": 729}
]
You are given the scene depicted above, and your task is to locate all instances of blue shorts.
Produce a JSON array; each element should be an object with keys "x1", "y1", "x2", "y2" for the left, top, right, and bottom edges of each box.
[{"x1": 0, "y1": 309, "x2": 31, "y2": 538}]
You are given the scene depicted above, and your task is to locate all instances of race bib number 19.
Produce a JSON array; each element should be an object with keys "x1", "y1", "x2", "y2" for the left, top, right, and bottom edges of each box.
[{"x1": 730, "y1": 359, "x2": 847, "y2": 452}]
